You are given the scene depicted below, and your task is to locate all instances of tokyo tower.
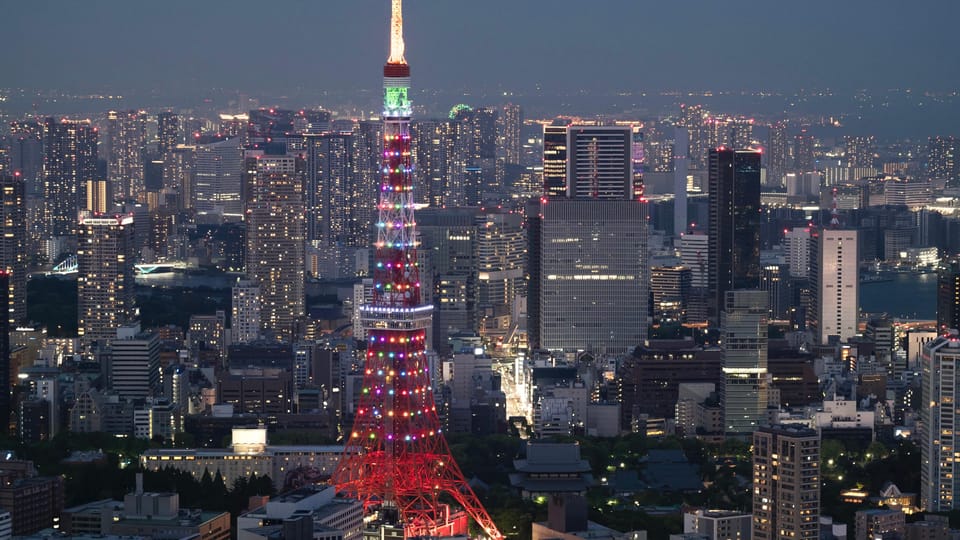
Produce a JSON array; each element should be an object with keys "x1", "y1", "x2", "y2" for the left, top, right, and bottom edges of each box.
[{"x1": 332, "y1": 2, "x2": 503, "y2": 539}]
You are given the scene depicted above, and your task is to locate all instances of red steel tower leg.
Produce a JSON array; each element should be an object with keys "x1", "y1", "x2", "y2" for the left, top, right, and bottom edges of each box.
[{"x1": 333, "y1": 2, "x2": 503, "y2": 539}]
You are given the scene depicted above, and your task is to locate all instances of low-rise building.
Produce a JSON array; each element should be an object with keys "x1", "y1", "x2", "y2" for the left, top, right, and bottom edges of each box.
[
  {"x1": 237, "y1": 485, "x2": 362, "y2": 540},
  {"x1": 140, "y1": 428, "x2": 348, "y2": 489}
]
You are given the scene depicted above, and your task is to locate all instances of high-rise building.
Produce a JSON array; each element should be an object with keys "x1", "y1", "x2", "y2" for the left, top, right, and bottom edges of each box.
[
  {"x1": 244, "y1": 153, "x2": 305, "y2": 342},
  {"x1": 109, "y1": 328, "x2": 160, "y2": 400},
  {"x1": 680, "y1": 232, "x2": 709, "y2": 289},
  {"x1": 927, "y1": 136, "x2": 958, "y2": 185},
  {"x1": 106, "y1": 110, "x2": 147, "y2": 202},
  {"x1": 84, "y1": 179, "x2": 111, "y2": 214},
  {"x1": 303, "y1": 132, "x2": 361, "y2": 247},
  {"x1": 921, "y1": 333, "x2": 960, "y2": 511},
  {"x1": 9, "y1": 121, "x2": 44, "y2": 197},
  {"x1": 767, "y1": 121, "x2": 788, "y2": 188},
  {"x1": 157, "y1": 112, "x2": 180, "y2": 154},
  {"x1": 543, "y1": 123, "x2": 570, "y2": 198},
  {"x1": 673, "y1": 126, "x2": 689, "y2": 235},
  {"x1": 721, "y1": 290, "x2": 769, "y2": 435},
  {"x1": 679, "y1": 104, "x2": 705, "y2": 168},
  {"x1": 333, "y1": 3, "x2": 500, "y2": 537},
  {"x1": 566, "y1": 125, "x2": 632, "y2": 200},
  {"x1": 0, "y1": 272, "x2": 9, "y2": 434},
  {"x1": 844, "y1": 136, "x2": 876, "y2": 169},
  {"x1": 809, "y1": 228, "x2": 859, "y2": 345},
  {"x1": 77, "y1": 212, "x2": 136, "y2": 351},
  {"x1": 794, "y1": 127, "x2": 817, "y2": 173},
  {"x1": 760, "y1": 265, "x2": 789, "y2": 320},
  {"x1": 938, "y1": 258, "x2": 960, "y2": 334},
  {"x1": 0, "y1": 175, "x2": 27, "y2": 325},
  {"x1": 232, "y1": 279, "x2": 261, "y2": 344},
  {"x1": 194, "y1": 137, "x2": 243, "y2": 217},
  {"x1": 42, "y1": 117, "x2": 98, "y2": 239},
  {"x1": 708, "y1": 149, "x2": 761, "y2": 322},
  {"x1": 498, "y1": 104, "x2": 522, "y2": 165},
  {"x1": 411, "y1": 119, "x2": 447, "y2": 207},
  {"x1": 475, "y1": 210, "x2": 525, "y2": 335},
  {"x1": 539, "y1": 199, "x2": 648, "y2": 353},
  {"x1": 650, "y1": 266, "x2": 692, "y2": 324},
  {"x1": 752, "y1": 425, "x2": 820, "y2": 540},
  {"x1": 784, "y1": 227, "x2": 812, "y2": 279},
  {"x1": 163, "y1": 144, "x2": 194, "y2": 211}
]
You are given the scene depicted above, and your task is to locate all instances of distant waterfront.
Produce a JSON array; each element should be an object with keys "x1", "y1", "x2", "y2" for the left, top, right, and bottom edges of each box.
[{"x1": 860, "y1": 272, "x2": 936, "y2": 320}]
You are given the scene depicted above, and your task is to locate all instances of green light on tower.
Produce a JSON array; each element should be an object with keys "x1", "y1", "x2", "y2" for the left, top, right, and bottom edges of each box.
[{"x1": 384, "y1": 86, "x2": 410, "y2": 115}]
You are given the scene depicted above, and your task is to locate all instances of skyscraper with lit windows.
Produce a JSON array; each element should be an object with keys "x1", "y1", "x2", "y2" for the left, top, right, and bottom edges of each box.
[
  {"x1": 244, "y1": 152, "x2": 305, "y2": 342},
  {"x1": 77, "y1": 212, "x2": 137, "y2": 351},
  {"x1": 42, "y1": 117, "x2": 98, "y2": 240},
  {"x1": 106, "y1": 110, "x2": 147, "y2": 202},
  {"x1": 0, "y1": 174, "x2": 26, "y2": 325}
]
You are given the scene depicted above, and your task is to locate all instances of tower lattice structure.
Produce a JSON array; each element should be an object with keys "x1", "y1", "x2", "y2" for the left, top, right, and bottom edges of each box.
[{"x1": 333, "y1": 2, "x2": 503, "y2": 539}]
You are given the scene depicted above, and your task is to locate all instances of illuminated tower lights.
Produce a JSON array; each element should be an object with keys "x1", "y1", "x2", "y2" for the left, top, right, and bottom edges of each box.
[{"x1": 332, "y1": 2, "x2": 503, "y2": 539}]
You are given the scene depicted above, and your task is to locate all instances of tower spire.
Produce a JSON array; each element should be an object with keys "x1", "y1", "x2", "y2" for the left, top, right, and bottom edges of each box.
[{"x1": 388, "y1": 0, "x2": 406, "y2": 65}]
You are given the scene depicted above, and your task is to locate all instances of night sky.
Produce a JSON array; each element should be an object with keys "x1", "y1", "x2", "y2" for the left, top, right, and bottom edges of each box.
[{"x1": 2, "y1": 0, "x2": 958, "y2": 96}]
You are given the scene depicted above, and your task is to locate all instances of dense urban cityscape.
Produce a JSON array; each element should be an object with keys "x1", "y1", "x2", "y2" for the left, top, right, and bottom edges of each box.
[{"x1": 0, "y1": 2, "x2": 957, "y2": 540}]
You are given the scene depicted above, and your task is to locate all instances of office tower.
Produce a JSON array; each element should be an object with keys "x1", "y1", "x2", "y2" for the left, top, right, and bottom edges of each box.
[
  {"x1": 333, "y1": 3, "x2": 501, "y2": 538},
  {"x1": 760, "y1": 265, "x2": 790, "y2": 320},
  {"x1": 77, "y1": 212, "x2": 136, "y2": 351},
  {"x1": 244, "y1": 153, "x2": 305, "y2": 342},
  {"x1": 0, "y1": 175, "x2": 26, "y2": 325},
  {"x1": 498, "y1": 103, "x2": 522, "y2": 165},
  {"x1": 157, "y1": 112, "x2": 180, "y2": 154},
  {"x1": 927, "y1": 136, "x2": 959, "y2": 184},
  {"x1": 106, "y1": 110, "x2": 147, "y2": 202},
  {"x1": 0, "y1": 272, "x2": 9, "y2": 434},
  {"x1": 938, "y1": 258, "x2": 960, "y2": 334},
  {"x1": 109, "y1": 328, "x2": 160, "y2": 400},
  {"x1": 708, "y1": 148, "x2": 761, "y2": 322},
  {"x1": 193, "y1": 137, "x2": 243, "y2": 217},
  {"x1": 475, "y1": 210, "x2": 525, "y2": 335},
  {"x1": 680, "y1": 232, "x2": 710, "y2": 324},
  {"x1": 539, "y1": 199, "x2": 648, "y2": 353},
  {"x1": 752, "y1": 426, "x2": 820, "y2": 540},
  {"x1": 921, "y1": 333, "x2": 960, "y2": 511},
  {"x1": 232, "y1": 279, "x2": 261, "y2": 344},
  {"x1": 794, "y1": 127, "x2": 816, "y2": 173},
  {"x1": 566, "y1": 125, "x2": 632, "y2": 200},
  {"x1": 42, "y1": 117, "x2": 98, "y2": 239},
  {"x1": 543, "y1": 122, "x2": 570, "y2": 198},
  {"x1": 809, "y1": 228, "x2": 859, "y2": 345},
  {"x1": 721, "y1": 290, "x2": 769, "y2": 435},
  {"x1": 784, "y1": 227, "x2": 812, "y2": 279},
  {"x1": 303, "y1": 132, "x2": 361, "y2": 247},
  {"x1": 674, "y1": 126, "x2": 689, "y2": 235},
  {"x1": 767, "y1": 121, "x2": 788, "y2": 188},
  {"x1": 650, "y1": 266, "x2": 692, "y2": 324},
  {"x1": 418, "y1": 207, "x2": 477, "y2": 352}
]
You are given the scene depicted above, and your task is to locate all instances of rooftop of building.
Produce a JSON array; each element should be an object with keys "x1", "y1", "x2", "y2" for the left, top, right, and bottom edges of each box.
[
  {"x1": 142, "y1": 444, "x2": 345, "y2": 457},
  {"x1": 513, "y1": 442, "x2": 592, "y2": 473}
]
